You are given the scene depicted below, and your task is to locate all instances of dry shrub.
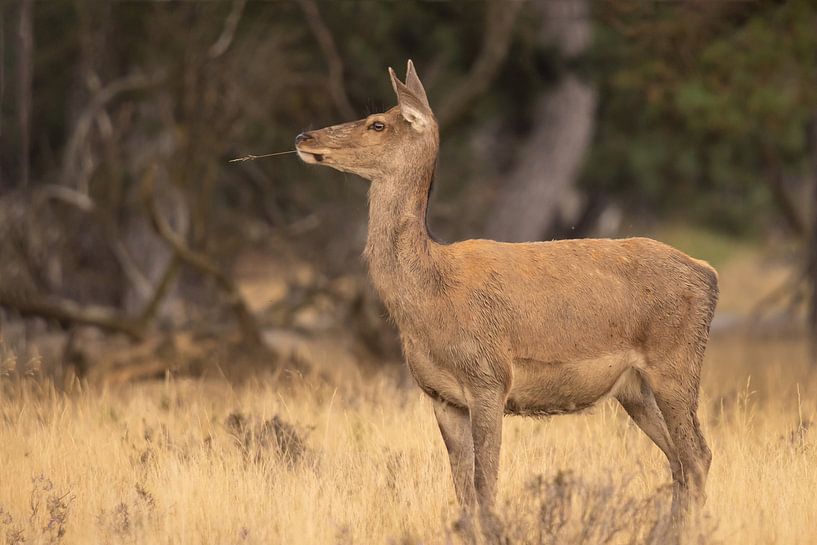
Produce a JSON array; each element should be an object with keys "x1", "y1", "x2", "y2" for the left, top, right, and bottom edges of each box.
[
  {"x1": 96, "y1": 483, "x2": 157, "y2": 542},
  {"x1": 496, "y1": 471, "x2": 716, "y2": 545},
  {"x1": 0, "y1": 475, "x2": 76, "y2": 545},
  {"x1": 0, "y1": 506, "x2": 24, "y2": 545},
  {"x1": 225, "y1": 411, "x2": 309, "y2": 467}
]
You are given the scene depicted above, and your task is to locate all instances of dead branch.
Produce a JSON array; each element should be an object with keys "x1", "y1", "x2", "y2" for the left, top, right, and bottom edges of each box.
[
  {"x1": 0, "y1": 288, "x2": 144, "y2": 340},
  {"x1": 109, "y1": 238, "x2": 154, "y2": 301},
  {"x1": 37, "y1": 184, "x2": 96, "y2": 213},
  {"x1": 0, "y1": 185, "x2": 184, "y2": 342},
  {"x1": 436, "y1": 0, "x2": 523, "y2": 130},
  {"x1": 209, "y1": 0, "x2": 247, "y2": 59},
  {"x1": 296, "y1": 0, "x2": 356, "y2": 119},
  {"x1": 137, "y1": 254, "x2": 181, "y2": 327},
  {"x1": 37, "y1": 183, "x2": 154, "y2": 300},
  {"x1": 0, "y1": 241, "x2": 183, "y2": 346},
  {"x1": 61, "y1": 69, "x2": 165, "y2": 192},
  {"x1": 141, "y1": 165, "x2": 265, "y2": 347}
]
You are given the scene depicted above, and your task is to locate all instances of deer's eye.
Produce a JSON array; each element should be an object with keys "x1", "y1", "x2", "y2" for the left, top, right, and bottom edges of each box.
[{"x1": 369, "y1": 121, "x2": 386, "y2": 131}]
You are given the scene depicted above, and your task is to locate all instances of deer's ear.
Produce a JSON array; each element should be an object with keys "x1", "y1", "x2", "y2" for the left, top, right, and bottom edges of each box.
[
  {"x1": 389, "y1": 66, "x2": 432, "y2": 131},
  {"x1": 405, "y1": 59, "x2": 430, "y2": 109}
]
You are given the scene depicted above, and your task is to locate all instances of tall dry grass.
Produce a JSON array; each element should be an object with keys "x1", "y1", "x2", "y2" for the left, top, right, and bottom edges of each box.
[{"x1": 0, "y1": 334, "x2": 815, "y2": 545}]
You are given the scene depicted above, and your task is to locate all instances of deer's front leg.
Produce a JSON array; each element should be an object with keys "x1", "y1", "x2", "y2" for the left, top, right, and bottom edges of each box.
[
  {"x1": 433, "y1": 400, "x2": 476, "y2": 511},
  {"x1": 468, "y1": 389, "x2": 505, "y2": 538}
]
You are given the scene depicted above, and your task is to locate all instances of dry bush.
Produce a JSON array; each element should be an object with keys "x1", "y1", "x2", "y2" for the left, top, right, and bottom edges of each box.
[
  {"x1": 497, "y1": 471, "x2": 716, "y2": 545},
  {"x1": 0, "y1": 475, "x2": 75, "y2": 545},
  {"x1": 96, "y1": 483, "x2": 157, "y2": 543},
  {"x1": 224, "y1": 411, "x2": 310, "y2": 467}
]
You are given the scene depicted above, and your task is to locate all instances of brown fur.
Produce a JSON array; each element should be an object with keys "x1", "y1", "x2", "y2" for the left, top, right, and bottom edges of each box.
[{"x1": 296, "y1": 60, "x2": 719, "y2": 533}]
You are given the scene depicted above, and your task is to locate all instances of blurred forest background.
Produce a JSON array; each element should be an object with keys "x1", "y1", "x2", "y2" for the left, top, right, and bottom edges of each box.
[{"x1": 1, "y1": 0, "x2": 816, "y2": 384}]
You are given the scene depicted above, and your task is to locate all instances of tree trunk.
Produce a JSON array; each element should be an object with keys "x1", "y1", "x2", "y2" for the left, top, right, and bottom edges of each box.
[
  {"x1": 809, "y1": 119, "x2": 817, "y2": 362},
  {"x1": 0, "y1": 4, "x2": 6, "y2": 190},
  {"x1": 0, "y1": 7, "x2": 5, "y2": 188},
  {"x1": 16, "y1": 0, "x2": 33, "y2": 187},
  {"x1": 484, "y1": 0, "x2": 596, "y2": 242}
]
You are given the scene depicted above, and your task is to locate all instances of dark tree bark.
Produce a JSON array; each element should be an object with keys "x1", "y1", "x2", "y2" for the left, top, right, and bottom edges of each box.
[
  {"x1": 484, "y1": 0, "x2": 596, "y2": 243},
  {"x1": 0, "y1": 7, "x2": 5, "y2": 188}
]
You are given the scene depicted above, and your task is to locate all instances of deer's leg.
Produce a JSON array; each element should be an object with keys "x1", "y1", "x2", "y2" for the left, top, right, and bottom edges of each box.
[
  {"x1": 467, "y1": 389, "x2": 505, "y2": 539},
  {"x1": 615, "y1": 371, "x2": 682, "y2": 482},
  {"x1": 646, "y1": 360, "x2": 710, "y2": 517},
  {"x1": 433, "y1": 399, "x2": 476, "y2": 516}
]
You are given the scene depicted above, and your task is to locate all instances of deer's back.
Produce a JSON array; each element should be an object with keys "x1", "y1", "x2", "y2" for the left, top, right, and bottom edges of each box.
[{"x1": 426, "y1": 236, "x2": 718, "y2": 364}]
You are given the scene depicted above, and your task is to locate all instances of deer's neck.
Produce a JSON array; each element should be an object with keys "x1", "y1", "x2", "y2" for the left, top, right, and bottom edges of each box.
[{"x1": 364, "y1": 162, "x2": 444, "y2": 308}]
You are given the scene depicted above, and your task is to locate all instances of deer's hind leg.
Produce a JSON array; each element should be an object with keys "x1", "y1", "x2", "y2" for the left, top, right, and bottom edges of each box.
[
  {"x1": 615, "y1": 370, "x2": 681, "y2": 481},
  {"x1": 643, "y1": 347, "x2": 711, "y2": 516}
]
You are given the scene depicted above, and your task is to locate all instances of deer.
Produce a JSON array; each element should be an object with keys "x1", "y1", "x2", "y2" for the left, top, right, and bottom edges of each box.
[{"x1": 295, "y1": 60, "x2": 718, "y2": 537}]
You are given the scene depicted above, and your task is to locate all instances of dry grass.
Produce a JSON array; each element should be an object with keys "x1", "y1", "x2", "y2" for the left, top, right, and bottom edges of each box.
[{"x1": 0, "y1": 334, "x2": 815, "y2": 545}]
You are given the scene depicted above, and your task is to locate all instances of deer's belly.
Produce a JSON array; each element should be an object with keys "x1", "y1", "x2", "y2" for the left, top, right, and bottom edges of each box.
[{"x1": 506, "y1": 350, "x2": 643, "y2": 416}]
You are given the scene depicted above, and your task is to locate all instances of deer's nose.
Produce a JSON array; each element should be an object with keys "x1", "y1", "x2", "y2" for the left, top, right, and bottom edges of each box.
[{"x1": 295, "y1": 132, "x2": 314, "y2": 145}]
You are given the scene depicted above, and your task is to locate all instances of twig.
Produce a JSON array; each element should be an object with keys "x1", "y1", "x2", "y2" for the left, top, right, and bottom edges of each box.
[
  {"x1": 37, "y1": 184, "x2": 96, "y2": 212},
  {"x1": 228, "y1": 150, "x2": 296, "y2": 163},
  {"x1": 209, "y1": 0, "x2": 247, "y2": 59},
  {"x1": 296, "y1": 0, "x2": 355, "y2": 119}
]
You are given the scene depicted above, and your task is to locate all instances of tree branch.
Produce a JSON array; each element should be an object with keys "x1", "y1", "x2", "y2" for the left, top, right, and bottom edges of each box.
[
  {"x1": 141, "y1": 165, "x2": 264, "y2": 347},
  {"x1": 137, "y1": 254, "x2": 180, "y2": 328},
  {"x1": 209, "y1": 0, "x2": 246, "y2": 59},
  {"x1": 297, "y1": 0, "x2": 355, "y2": 119},
  {"x1": 37, "y1": 183, "x2": 154, "y2": 300},
  {"x1": 436, "y1": 0, "x2": 523, "y2": 130},
  {"x1": 61, "y1": 69, "x2": 165, "y2": 192},
  {"x1": 0, "y1": 288, "x2": 144, "y2": 340}
]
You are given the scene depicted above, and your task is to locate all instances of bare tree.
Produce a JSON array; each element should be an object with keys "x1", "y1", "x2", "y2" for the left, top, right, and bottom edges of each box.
[{"x1": 485, "y1": 0, "x2": 596, "y2": 243}]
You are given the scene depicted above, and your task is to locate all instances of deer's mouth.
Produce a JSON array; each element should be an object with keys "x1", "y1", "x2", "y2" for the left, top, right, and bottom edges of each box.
[{"x1": 296, "y1": 147, "x2": 330, "y2": 164}]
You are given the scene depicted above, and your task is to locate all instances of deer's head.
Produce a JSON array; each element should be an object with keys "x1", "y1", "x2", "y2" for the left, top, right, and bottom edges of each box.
[{"x1": 295, "y1": 60, "x2": 438, "y2": 181}]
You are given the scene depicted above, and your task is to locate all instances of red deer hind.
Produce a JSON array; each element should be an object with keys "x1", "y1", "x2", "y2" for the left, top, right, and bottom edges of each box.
[{"x1": 296, "y1": 60, "x2": 718, "y2": 536}]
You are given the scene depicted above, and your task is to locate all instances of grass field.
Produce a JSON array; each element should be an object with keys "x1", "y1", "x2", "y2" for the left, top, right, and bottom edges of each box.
[{"x1": 0, "y1": 333, "x2": 815, "y2": 545}]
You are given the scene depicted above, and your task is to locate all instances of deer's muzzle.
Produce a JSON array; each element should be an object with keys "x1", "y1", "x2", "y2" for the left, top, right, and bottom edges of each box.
[{"x1": 295, "y1": 131, "x2": 329, "y2": 163}]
